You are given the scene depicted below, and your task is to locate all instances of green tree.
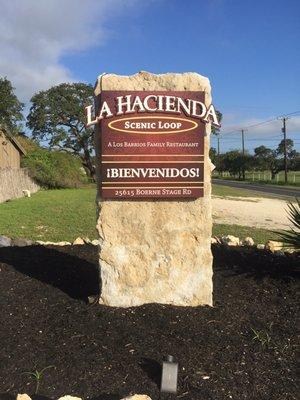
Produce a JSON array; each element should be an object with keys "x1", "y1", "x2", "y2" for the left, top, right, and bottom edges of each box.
[
  {"x1": 27, "y1": 83, "x2": 95, "y2": 178},
  {"x1": 290, "y1": 152, "x2": 300, "y2": 171},
  {"x1": 254, "y1": 145, "x2": 280, "y2": 179},
  {"x1": 0, "y1": 77, "x2": 24, "y2": 132},
  {"x1": 222, "y1": 150, "x2": 253, "y2": 179},
  {"x1": 211, "y1": 111, "x2": 222, "y2": 175},
  {"x1": 209, "y1": 147, "x2": 217, "y2": 165},
  {"x1": 276, "y1": 138, "x2": 294, "y2": 157},
  {"x1": 211, "y1": 110, "x2": 222, "y2": 135},
  {"x1": 210, "y1": 146, "x2": 225, "y2": 174},
  {"x1": 276, "y1": 139, "x2": 299, "y2": 171}
]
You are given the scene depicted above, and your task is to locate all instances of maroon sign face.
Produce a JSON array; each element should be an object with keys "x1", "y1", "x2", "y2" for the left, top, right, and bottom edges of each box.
[{"x1": 98, "y1": 91, "x2": 205, "y2": 200}]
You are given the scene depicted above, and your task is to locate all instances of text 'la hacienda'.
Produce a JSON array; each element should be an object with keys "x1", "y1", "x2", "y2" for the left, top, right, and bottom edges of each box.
[{"x1": 86, "y1": 94, "x2": 220, "y2": 127}]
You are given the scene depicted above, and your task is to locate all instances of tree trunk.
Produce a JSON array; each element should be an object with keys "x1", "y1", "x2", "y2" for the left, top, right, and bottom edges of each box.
[
  {"x1": 271, "y1": 170, "x2": 276, "y2": 180},
  {"x1": 242, "y1": 168, "x2": 245, "y2": 180},
  {"x1": 81, "y1": 150, "x2": 96, "y2": 181}
]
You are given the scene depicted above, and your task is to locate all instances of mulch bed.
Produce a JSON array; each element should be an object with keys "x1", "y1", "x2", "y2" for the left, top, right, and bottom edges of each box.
[{"x1": 0, "y1": 244, "x2": 298, "y2": 400}]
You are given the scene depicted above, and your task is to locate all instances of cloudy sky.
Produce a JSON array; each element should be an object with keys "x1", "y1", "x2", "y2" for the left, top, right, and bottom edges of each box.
[{"x1": 0, "y1": 0, "x2": 299, "y2": 151}]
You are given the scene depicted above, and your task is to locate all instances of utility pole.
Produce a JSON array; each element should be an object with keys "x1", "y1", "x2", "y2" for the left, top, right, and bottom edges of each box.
[
  {"x1": 216, "y1": 133, "x2": 220, "y2": 176},
  {"x1": 217, "y1": 134, "x2": 220, "y2": 177},
  {"x1": 281, "y1": 117, "x2": 288, "y2": 184},
  {"x1": 241, "y1": 129, "x2": 245, "y2": 155},
  {"x1": 241, "y1": 129, "x2": 245, "y2": 180}
]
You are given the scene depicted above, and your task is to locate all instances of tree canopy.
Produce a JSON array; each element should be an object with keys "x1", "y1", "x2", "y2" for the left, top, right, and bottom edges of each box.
[
  {"x1": 213, "y1": 139, "x2": 299, "y2": 181},
  {"x1": 254, "y1": 145, "x2": 279, "y2": 179},
  {"x1": 211, "y1": 110, "x2": 222, "y2": 135},
  {"x1": 0, "y1": 77, "x2": 24, "y2": 133},
  {"x1": 277, "y1": 138, "x2": 295, "y2": 157},
  {"x1": 27, "y1": 82, "x2": 95, "y2": 178}
]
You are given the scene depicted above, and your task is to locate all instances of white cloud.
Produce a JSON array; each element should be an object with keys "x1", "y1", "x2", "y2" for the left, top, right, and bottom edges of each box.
[{"x1": 0, "y1": 0, "x2": 137, "y2": 102}]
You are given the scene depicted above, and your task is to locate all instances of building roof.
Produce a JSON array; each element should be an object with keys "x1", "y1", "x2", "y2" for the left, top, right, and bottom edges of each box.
[{"x1": 0, "y1": 129, "x2": 27, "y2": 155}]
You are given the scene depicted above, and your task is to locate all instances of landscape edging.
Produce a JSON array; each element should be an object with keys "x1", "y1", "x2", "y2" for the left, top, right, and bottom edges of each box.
[{"x1": 0, "y1": 235, "x2": 298, "y2": 254}]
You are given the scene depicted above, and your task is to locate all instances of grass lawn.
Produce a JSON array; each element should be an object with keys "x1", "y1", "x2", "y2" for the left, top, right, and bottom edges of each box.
[
  {"x1": 0, "y1": 186, "x2": 279, "y2": 243},
  {"x1": 212, "y1": 223, "x2": 278, "y2": 244},
  {"x1": 0, "y1": 188, "x2": 98, "y2": 242},
  {"x1": 213, "y1": 170, "x2": 300, "y2": 186}
]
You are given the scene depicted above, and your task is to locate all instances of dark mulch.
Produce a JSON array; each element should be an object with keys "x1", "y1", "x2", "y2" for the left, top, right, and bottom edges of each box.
[{"x1": 0, "y1": 245, "x2": 298, "y2": 400}]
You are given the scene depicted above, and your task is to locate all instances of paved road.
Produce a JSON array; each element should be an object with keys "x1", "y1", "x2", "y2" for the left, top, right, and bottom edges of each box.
[{"x1": 213, "y1": 179, "x2": 300, "y2": 198}]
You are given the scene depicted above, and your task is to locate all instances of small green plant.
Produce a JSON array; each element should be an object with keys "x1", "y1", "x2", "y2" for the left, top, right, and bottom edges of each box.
[
  {"x1": 22, "y1": 365, "x2": 54, "y2": 394},
  {"x1": 251, "y1": 328, "x2": 271, "y2": 348},
  {"x1": 277, "y1": 198, "x2": 300, "y2": 251}
]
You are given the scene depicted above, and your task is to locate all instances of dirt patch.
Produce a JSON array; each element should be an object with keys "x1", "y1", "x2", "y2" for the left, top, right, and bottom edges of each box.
[
  {"x1": 0, "y1": 245, "x2": 298, "y2": 400},
  {"x1": 213, "y1": 196, "x2": 293, "y2": 230}
]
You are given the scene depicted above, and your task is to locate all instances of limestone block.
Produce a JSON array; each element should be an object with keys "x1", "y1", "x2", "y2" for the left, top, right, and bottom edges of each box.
[
  {"x1": 12, "y1": 238, "x2": 34, "y2": 247},
  {"x1": 95, "y1": 71, "x2": 213, "y2": 307},
  {"x1": 22, "y1": 189, "x2": 31, "y2": 197},
  {"x1": 16, "y1": 395, "x2": 31, "y2": 400},
  {"x1": 58, "y1": 396, "x2": 82, "y2": 400},
  {"x1": 243, "y1": 237, "x2": 255, "y2": 246},
  {"x1": 73, "y1": 237, "x2": 85, "y2": 245},
  {"x1": 220, "y1": 235, "x2": 241, "y2": 247},
  {"x1": 265, "y1": 240, "x2": 283, "y2": 252},
  {"x1": 0, "y1": 235, "x2": 11, "y2": 247}
]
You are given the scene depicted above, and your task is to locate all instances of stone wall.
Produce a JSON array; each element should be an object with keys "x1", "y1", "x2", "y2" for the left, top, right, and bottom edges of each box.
[
  {"x1": 95, "y1": 71, "x2": 213, "y2": 307},
  {"x1": 0, "y1": 167, "x2": 40, "y2": 203}
]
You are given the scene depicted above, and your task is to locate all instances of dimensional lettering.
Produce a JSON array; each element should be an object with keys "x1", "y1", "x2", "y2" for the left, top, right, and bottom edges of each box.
[{"x1": 86, "y1": 93, "x2": 220, "y2": 127}]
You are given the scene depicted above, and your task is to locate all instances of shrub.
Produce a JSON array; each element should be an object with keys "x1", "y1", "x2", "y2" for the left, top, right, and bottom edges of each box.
[
  {"x1": 16, "y1": 134, "x2": 40, "y2": 152},
  {"x1": 277, "y1": 198, "x2": 300, "y2": 251},
  {"x1": 21, "y1": 149, "x2": 88, "y2": 188}
]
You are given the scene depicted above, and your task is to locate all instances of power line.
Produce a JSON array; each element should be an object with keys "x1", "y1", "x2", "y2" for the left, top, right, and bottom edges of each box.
[
  {"x1": 219, "y1": 110, "x2": 300, "y2": 137},
  {"x1": 211, "y1": 138, "x2": 285, "y2": 143},
  {"x1": 212, "y1": 134, "x2": 284, "y2": 142},
  {"x1": 278, "y1": 110, "x2": 300, "y2": 118},
  {"x1": 246, "y1": 138, "x2": 283, "y2": 141},
  {"x1": 212, "y1": 110, "x2": 300, "y2": 158},
  {"x1": 220, "y1": 118, "x2": 278, "y2": 136}
]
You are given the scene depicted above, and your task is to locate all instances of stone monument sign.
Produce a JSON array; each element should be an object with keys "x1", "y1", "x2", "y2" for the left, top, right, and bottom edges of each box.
[{"x1": 90, "y1": 71, "x2": 219, "y2": 307}]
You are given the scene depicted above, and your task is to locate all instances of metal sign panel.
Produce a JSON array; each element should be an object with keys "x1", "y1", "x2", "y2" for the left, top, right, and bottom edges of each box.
[{"x1": 98, "y1": 91, "x2": 205, "y2": 200}]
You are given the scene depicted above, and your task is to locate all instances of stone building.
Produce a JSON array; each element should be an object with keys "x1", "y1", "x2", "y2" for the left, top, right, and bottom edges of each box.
[
  {"x1": 0, "y1": 130, "x2": 40, "y2": 203},
  {"x1": 0, "y1": 129, "x2": 26, "y2": 168}
]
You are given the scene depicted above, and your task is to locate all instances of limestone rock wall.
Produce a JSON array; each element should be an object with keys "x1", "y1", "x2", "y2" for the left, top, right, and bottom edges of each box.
[
  {"x1": 95, "y1": 71, "x2": 213, "y2": 307},
  {"x1": 0, "y1": 167, "x2": 40, "y2": 203}
]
